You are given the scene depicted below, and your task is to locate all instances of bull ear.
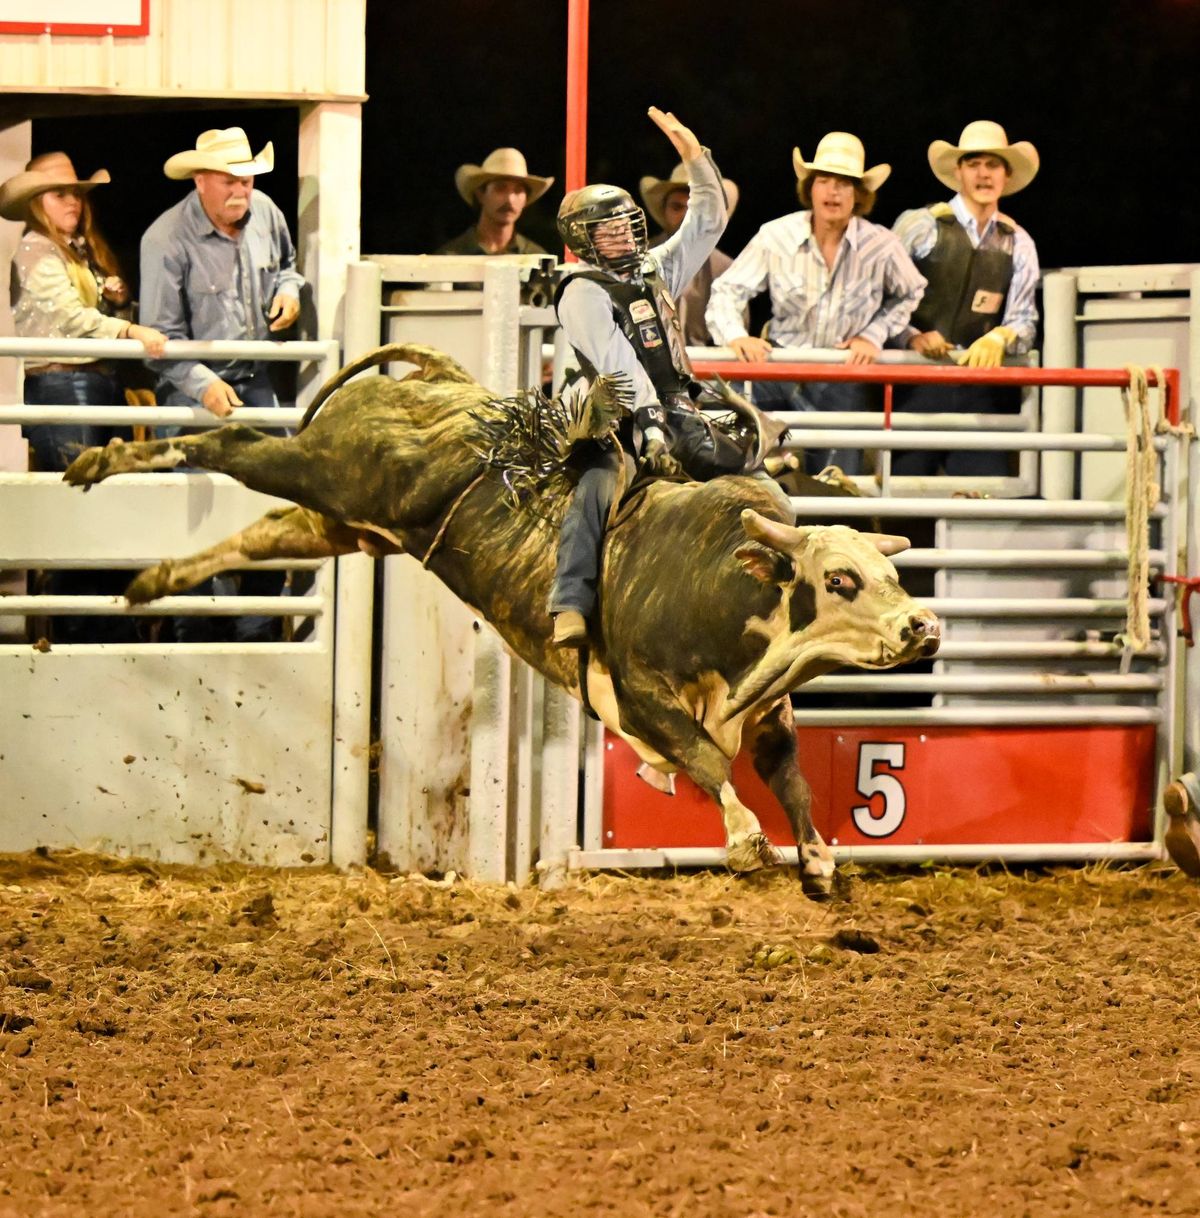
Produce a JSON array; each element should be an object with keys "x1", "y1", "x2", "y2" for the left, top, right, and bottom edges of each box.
[
  {"x1": 859, "y1": 532, "x2": 911, "y2": 556},
  {"x1": 735, "y1": 543, "x2": 795, "y2": 585},
  {"x1": 740, "y1": 508, "x2": 809, "y2": 554}
]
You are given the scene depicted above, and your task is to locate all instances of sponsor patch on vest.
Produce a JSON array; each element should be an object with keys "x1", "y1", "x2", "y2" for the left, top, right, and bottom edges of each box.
[
  {"x1": 629, "y1": 300, "x2": 656, "y2": 322},
  {"x1": 638, "y1": 320, "x2": 663, "y2": 348},
  {"x1": 971, "y1": 289, "x2": 1004, "y2": 315}
]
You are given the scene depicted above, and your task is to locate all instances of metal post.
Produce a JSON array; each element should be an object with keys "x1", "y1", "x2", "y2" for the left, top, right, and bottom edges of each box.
[
  {"x1": 1185, "y1": 269, "x2": 1200, "y2": 778},
  {"x1": 538, "y1": 683, "x2": 582, "y2": 889},
  {"x1": 343, "y1": 261, "x2": 384, "y2": 364},
  {"x1": 330, "y1": 551, "x2": 374, "y2": 869},
  {"x1": 466, "y1": 262, "x2": 525, "y2": 881},
  {"x1": 1041, "y1": 271, "x2": 1079, "y2": 499}
]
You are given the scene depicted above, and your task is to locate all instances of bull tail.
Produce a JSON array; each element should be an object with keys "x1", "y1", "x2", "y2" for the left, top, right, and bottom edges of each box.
[{"x1": 299, "y1": 344, "x2": 478, "y2": 431}]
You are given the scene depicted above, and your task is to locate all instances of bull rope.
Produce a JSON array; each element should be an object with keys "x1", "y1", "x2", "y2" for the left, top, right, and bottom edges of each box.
[{"x1": 421, "y1": 471, "x2": 487, "y2": 568}]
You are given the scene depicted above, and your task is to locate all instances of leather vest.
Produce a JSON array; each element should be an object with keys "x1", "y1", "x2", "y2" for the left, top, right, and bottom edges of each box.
[
  {"x1": 554, "y1": 269, "x2": 693, "y2": 402},
  {"x1": 911, "y1": 204, "x2": 1016, "y2": 346}
]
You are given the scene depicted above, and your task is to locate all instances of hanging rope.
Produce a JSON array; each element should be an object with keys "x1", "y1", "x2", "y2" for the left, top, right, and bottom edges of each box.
[{"x1": 1117, "y1": 365, "x2": 1162, "y2": 654}]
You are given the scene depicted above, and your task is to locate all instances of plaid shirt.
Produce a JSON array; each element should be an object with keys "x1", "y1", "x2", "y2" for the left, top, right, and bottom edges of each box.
[{"x1": 705, "y1": 211, "x2": 925, "y2": 350}]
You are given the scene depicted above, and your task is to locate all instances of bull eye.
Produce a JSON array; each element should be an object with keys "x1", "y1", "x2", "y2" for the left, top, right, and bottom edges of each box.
[{"x1": 825, "y1": 569, "x2": 860, "y2": 601}]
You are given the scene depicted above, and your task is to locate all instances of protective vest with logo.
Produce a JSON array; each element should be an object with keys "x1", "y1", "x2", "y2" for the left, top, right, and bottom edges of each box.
[
  {"x1": 910, "y1": 204, "x2": 1015, "y2": 346},
  {"x1": 555, "y1": 269, "x2": 694, "y2": 403}
]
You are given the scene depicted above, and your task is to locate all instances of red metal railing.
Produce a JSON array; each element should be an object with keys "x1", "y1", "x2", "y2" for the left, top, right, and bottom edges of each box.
[
  {"x1": 689, "y1": 362, "x2": 1182, "y2": 427},
  {"x1": 563, "y1": 0, "x2": 589, "y2": 264}
]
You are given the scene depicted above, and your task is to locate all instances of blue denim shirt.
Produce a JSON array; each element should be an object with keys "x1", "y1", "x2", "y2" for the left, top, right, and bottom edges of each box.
[{"x1": 139, "y1": 189, "x2": 305, "y2": 402}]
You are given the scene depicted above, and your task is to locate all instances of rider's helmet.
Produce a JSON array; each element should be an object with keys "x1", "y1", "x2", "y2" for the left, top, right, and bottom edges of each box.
[{"x1": 556, "y1": 184, "x2": 648, "y2": 276}]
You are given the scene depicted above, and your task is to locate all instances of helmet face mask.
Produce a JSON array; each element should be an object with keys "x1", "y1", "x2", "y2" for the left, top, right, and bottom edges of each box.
[{"x1": 558, "y1": 184, "x2": 648, "y2": 275}]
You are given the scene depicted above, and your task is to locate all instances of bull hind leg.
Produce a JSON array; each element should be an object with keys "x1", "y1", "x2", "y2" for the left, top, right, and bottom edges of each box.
[
  {"x1": 745, "y1": 697, "x2": 834, "y2": 901},
  {"x1": 63, "y1": 424, "x2": 337, "y2": 509},
  {"x1": 126, "y1": 506, "x2": 362, "y2": 603},
  {"x1": 613, "y1": 683, "x2": 781, "y2": 873}
]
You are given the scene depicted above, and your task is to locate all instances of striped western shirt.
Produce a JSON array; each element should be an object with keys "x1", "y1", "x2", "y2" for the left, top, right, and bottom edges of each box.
[
  {"x1": 892, "y1": 193, "x2": 1040, "y2": 351},
  {"x1": 705, "y1": 211, "x2": 926, "y2": 350}
]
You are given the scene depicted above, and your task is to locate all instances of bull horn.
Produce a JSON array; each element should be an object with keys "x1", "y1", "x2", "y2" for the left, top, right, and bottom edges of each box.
[
  {"x1": 859, "y1": 532, "x2": 911, "y2": 556},
  {"x1": 740, "y1": 509, "x2": 809, "y2": 553}
]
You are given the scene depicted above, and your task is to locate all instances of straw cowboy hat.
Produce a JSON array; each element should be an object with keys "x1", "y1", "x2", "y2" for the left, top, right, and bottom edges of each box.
[
  {"x1": 792, "y1": 132, "x2": 891, "y2": 193},
  {"x1": 163, "y1": 127, "x2": 274, "y2": 180},
  {"x1": 0, "y1": 152, "x2": 110, "y2": 222},
  {"x1": 638, "y1": 162, "x2": 740, "y2": 230},
  {"x1": 928, "y1": 120, "x2": 1039, "y2": 196},
  {"x1": 454, "y1": 148, "x2": 553, "y2": 206}
]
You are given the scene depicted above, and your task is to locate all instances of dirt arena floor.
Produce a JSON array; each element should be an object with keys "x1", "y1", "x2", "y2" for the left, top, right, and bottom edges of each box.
[{"x1": 2, "y1": 850, "x2": 1199, "y2": 1218}]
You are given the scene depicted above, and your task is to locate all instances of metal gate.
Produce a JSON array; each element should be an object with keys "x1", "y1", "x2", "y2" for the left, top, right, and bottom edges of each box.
[{"x1": 0, "y1": 335, "x2": 374, "y2": 868}]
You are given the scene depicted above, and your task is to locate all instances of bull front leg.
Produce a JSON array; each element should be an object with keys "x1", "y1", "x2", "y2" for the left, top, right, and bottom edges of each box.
[
  {"x1": 745, "y1": 697, "x2": 834, "y2": 901},
  {"x1": 612, "y1": 677, "x2": 782, "y2": 873},
  {"x1": 126, "y1": 507, "x2": 362, "y2": 603}
]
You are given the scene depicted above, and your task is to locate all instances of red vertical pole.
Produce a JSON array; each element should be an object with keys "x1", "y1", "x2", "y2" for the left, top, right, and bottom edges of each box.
[
  {"x1": 564, "y1": 0, "x2": 588, "y2": 262},
  {"x1": 883, "y1": 380, "x2": 893, "y2": 429}
]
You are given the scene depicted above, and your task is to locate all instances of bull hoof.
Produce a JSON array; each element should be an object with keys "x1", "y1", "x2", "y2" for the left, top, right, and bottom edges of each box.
[
  {"x1": 799, "y1": 842, "x2": 835, "y2": 902},
  {"x1": 62, "y1": 446, "x2": 113, "y2": 488},
  {"x1": 1164, "y1": 779, "x2": 1200, "y2": 879},
  {"x1": 727, "y1": 832, "x2": 783, "y2": 874},
  {"x1": 125, "y1": 563, "x2": 173, "y2": 605}
]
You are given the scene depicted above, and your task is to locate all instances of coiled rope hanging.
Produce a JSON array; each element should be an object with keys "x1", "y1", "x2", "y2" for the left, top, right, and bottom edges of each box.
[{"x1": 1119, "y1": 365, "x2": 1163, "y2": 654}]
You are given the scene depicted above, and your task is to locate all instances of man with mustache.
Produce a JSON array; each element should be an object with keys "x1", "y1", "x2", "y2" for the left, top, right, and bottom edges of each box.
[
  {"x1": 139, "y1": 126, "x2": 305, "y2": 642},
  {"x1": 437, "y1": 147, "x2": 554, "y2": 255}
]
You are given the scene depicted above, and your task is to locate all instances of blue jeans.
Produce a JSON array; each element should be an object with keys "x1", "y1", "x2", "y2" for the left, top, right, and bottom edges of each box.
[
  {"x1": 752, "y1": 379, "x2": 880, "y2": 476},
  {"x1": 23, "y1": 366, "x2": 131, "y2": 471},
  {"x1": 158, "y1": 369, "x2": 289, "y2": 642},
  {"x1": 550, "y1": 447, "x2": 625, "y2": 619},
  {"x1": 890, "y1": 383, "x2": 1021, "y2": 477}
]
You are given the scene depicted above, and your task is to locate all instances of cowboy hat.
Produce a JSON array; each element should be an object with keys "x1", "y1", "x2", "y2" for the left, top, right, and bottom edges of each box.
[
  {"x1": 638, "y1": 162, "x2": 740, "y2": 230},
  {"x1": 792, "y1": 132, "x2": 890, "y2": 193},
  {"x1": 454, "y1": 148, "x2": 553, "y2": 206},
  {"x1": 163, "y1": 127, "x2": 274, "y2": 180},
  {"x1": 928, "y1": 120, "x2": 1039, "y2": 196},
  {"x1": 0, "y1": 152, "x2": 110, "y2": 222}
]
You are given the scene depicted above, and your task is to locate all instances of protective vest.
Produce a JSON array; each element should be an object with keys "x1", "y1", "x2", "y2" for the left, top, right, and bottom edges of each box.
[
  {"x1": 554, "y1": 269, "x2": 693, "y2": 402},
  {"x1": 910, "y1": 204, "x2": 1015, "y2": 346}
]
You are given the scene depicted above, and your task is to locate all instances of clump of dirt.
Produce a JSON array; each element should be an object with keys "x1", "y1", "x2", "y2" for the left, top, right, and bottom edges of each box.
[{"x1": 1, "y1": 851, "x2": 1199, "y2": 1217}]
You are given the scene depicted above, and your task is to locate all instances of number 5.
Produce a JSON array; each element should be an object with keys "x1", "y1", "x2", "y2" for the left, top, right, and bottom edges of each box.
[{"x1": 852, "y1": 742, "x2": 906, "y2": 838}]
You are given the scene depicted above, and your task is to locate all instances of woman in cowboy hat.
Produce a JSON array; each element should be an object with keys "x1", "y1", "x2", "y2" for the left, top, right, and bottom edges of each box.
[
  {"x1": 639, "y1": 161, "x2": 740, "y2": 345},
  {"x1": 1, "y1": 151, "x2": 167, "y2": 471},
  {"x1": 436, "y1": 147, "x2": 554, "y2": 255},
  {"x1": 890, "y1": 120, "x2": 1041, "y2": 478},
  {"x1": 705, "y1": 132, "x2": 925, "y2": 475},
  {"x1": 1, "y1": 151, "x2": 167, "y2": 642}
]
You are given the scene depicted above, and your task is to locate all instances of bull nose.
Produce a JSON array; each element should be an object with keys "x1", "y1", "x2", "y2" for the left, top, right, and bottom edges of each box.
[{"x1": 909, "y1": 609, "x2": 941, "y2": 656}]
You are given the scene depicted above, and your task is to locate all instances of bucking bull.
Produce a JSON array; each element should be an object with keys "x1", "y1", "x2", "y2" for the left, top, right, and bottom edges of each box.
[{"x1": 63, "y1": 344, "x2": 940, "y2": 898}]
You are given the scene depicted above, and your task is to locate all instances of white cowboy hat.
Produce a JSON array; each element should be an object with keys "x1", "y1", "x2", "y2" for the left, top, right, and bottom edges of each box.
[
  {"x1": 454, "y1": 148, "x2": 554, "y2": 206},
  {"x1": 163, "y1": 127, "x2": 274, "y2": 180},
  {"x1": 793, "y1": 132, "x2": 890, "y2": 193},
  {"x1": 638, "y1": 162, "x2": 739, "y2": 230},
  {"x1": 0, "y1": 151, "x2": 110, "y2": 222},
  {"x1": 928, "y1": 120, "x2": 1040, "y2": 196}
]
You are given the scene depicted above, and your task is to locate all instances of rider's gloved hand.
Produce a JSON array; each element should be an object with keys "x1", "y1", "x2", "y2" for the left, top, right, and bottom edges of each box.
[
  {"x1": 956, "y1": 324, "x2": 1016, "y2": 368},
  {"x1": 639, "y1": 435, "x2": 683, "y2": 477}
]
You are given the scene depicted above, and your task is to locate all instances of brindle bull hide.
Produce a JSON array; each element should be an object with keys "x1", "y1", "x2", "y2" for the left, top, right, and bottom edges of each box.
[{"x1": 64, "y1": 344, "x2": 940, "y2": 898}]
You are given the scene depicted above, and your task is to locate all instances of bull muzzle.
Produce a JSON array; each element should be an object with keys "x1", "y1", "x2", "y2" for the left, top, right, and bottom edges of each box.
[{"x1": 904, "y1": 608, "x2": 941, "y2": 657}]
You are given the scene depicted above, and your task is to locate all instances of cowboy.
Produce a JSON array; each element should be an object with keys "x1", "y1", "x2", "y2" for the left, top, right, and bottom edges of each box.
[
  {"x1": 436, "y1": 148, "x2": 554, "y2": 255},
  {"x1": 140, "y1": 126, "x2": 305, "y2": 421},
  {"x1": 706, "y1": 132, "x2": 926, "y2": 476},
  {"x1": 890, "y1": 121, "x2": 1041, "y2": 476},
  {"x1": 549, "y1": 107, "x2": 783, "y2": 649},
  {"x1": 639, "y1": 161, "x2": 740, "y2": 345},
  {"x1": 139, "y1": 126, "x2": 306, "y2": 643}
]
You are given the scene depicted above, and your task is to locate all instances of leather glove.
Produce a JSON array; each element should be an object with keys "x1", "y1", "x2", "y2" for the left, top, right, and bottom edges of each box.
[
  {"x1": 956, "y1": 325, "x2": 1017, "y2": 368},
  {"x1": 639, "y1": 436, "x2": 683, "y2": 477}
]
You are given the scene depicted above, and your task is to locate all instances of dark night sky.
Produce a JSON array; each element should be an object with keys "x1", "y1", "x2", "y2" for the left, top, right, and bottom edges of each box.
[{"x1": 33, "y1": 0, "x2": 1200, "y2": 299}]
